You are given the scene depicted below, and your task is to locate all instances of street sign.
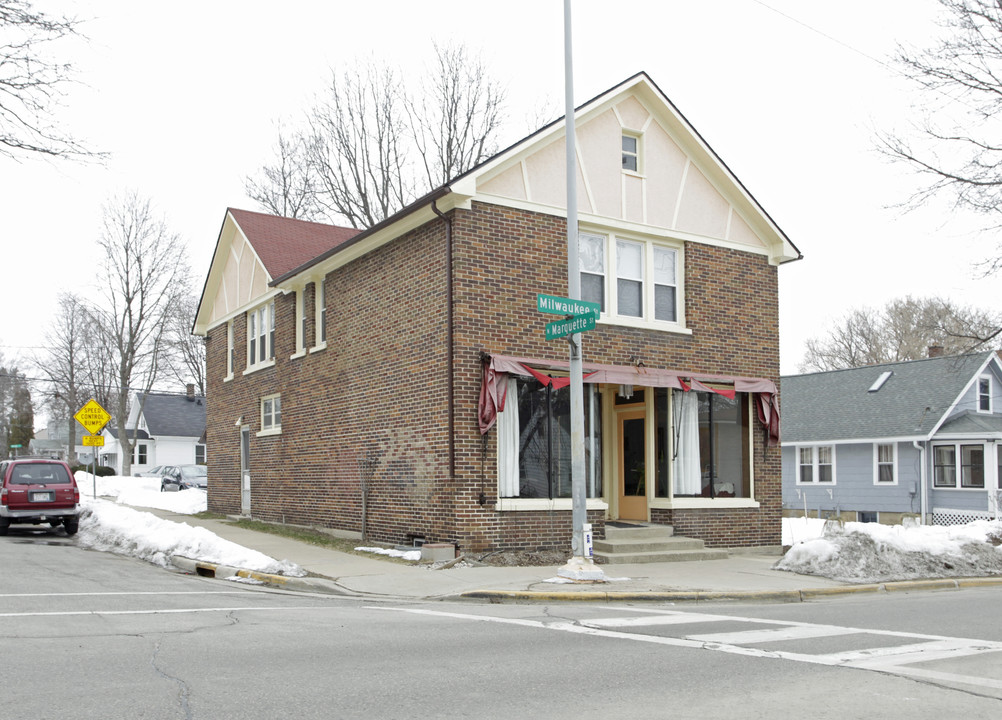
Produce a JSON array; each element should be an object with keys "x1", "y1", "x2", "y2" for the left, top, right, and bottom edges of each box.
[
  {"x1": 82, "y1": 435, "x2": 105, "y2": 447},
  {"x1": 545, "y1": 312, "x2": 596, "y2": 340},
  {"x1": 74, "y1": 399, "x2": 112, "y2": 435},
  {"x1": 9, "y1": 444, "x2": 22, "y2": 449},
  {"x1": 537, "y1": 293, "x2": 600, "y2": 318}
]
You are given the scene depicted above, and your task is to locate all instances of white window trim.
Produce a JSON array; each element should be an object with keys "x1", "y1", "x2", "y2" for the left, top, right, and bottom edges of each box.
[
  {"x1": 582, "y1": 230, "x2": 687, "y2": 332},
  {"x1": 622, "y1": 132, "x2": 642, "y2": 176},
  {"x1": 977, "y1": 374, "x2": 993, "y2": 413},
  {"x1": 310, "y1": 279, "x2": 327, "y2": 353},
  {"x1": 933, "y1": 442, "x2": 987, "y2": 490},
  {"x1": 873, "y1": 442, "x2": 898, "y2": 485},
  {"x1": 291, "y1": 287, "x2": 307, "y2": 359},
  {"x1": 495, "y1": 498, "x2": 609, "y2": 512},
  {"x1": 224, "y1": 320, "x2": 235, "y2": 381},
  {"x1": 258, "y1": 393, "x2": 282, "y2": 436},
  {"x1": 245, "y1": 302, "x2": 276, "y2": 374},
  {"x1": 796, "y1": 444, "x2": 836, "y2": 485}
]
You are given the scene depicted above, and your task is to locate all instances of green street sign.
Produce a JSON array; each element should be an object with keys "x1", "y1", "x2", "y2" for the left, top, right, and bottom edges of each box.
[
  {"x1": 9, "y1": 444, "x2": 22, "y2": 449},
  {"x1": 537, "y1": 293, "x2": 600, "y2": 318},
  {"x1": 545, "y1": 313, "x2": 596, "y2": 340}
]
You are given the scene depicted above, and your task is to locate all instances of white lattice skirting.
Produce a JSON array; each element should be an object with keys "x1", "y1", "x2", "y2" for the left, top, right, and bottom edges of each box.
[{"x1": 932, "y1": 508, "x2": 997, "y2": 526}]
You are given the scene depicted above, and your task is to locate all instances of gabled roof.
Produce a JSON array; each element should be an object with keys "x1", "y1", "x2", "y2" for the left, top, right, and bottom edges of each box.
[
  {"x1": 271, "y1": 71, "x2": 801, "y2": 287},
  {"x1": 228, "y1": 208, "x2": 360, "y2": 280},
  {"x1": 193, "y1": 209, "x2": 359, "y2": 334},
  {"x1": 137, "y1": 392, "x2": 207, "y2": 438},
  {"x1": 781, "y1": 351, "x2": 1000, "y2": 443}
]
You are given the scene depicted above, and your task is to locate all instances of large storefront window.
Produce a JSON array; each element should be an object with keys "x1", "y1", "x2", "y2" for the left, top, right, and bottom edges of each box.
[
  {"x1": 501, "y1": 377, "x2": 602, "y2": 499},
  {"x1": 655, "y1": 388, "x2": 750, "y2": 498}
]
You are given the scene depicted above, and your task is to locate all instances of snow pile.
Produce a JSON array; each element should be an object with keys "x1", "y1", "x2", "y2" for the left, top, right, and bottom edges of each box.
[
  {"x1": 776, "y1": 518, "x2": 1002, "y2": 583},
  {"x1": 72, "y1": 472, "x2": 303, "y2": 577},
  {"x1": 355, "y1": 546, "x2": 422, "y2": 562}
]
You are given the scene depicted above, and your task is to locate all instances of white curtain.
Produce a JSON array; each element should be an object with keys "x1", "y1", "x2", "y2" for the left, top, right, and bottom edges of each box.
[
  {"x1": 497, "y1": 376, "x2": 520, "y2": 497},
  {"x1": 673, "y1": 389, "x2": 701, "y2": 495}
]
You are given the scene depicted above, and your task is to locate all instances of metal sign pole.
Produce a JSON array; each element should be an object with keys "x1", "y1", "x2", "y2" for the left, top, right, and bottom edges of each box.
[{"x1": 559, "y1": 0, "x2": 604, "y2": 582}]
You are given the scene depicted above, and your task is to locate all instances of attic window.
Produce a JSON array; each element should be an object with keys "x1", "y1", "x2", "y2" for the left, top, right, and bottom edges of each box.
[
  {"x1": 868, "y1": 371, "x2": 893, "y2": 393},
  {"x1": 622, "y1": 134, "x2": 639, "y2": 172}
]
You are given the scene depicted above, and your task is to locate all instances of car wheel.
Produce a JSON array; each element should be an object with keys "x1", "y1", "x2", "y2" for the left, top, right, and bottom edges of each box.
[
  {"x1": 64, "y1": 520, "x2": 78, "y2": 536},
  {"x1": 0, "y1": 518, "x2": 10, "y2": 536}
]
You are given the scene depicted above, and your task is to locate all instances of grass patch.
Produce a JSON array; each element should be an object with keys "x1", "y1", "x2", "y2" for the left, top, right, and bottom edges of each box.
[{"x1": 223, "y1": 517, "x2": 406, "y2": 562}]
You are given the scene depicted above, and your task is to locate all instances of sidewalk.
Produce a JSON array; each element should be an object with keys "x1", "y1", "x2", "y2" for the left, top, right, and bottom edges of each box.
[{"x1": 152, "y1": 511, "x2": 1001, "y2": 603}]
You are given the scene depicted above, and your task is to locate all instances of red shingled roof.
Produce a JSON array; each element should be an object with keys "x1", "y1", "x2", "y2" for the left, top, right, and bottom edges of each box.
[{"x1": 228, "y1": 208, "x2": 360, "y2": 279}]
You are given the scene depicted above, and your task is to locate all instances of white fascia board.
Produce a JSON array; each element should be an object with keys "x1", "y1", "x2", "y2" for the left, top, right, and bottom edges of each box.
[
  {"x1": 925, "y1": 352, "x2": 997, "y2": 439},
  {"x1": 781, "y1": 435, "x2": 925, "y2": 447}
]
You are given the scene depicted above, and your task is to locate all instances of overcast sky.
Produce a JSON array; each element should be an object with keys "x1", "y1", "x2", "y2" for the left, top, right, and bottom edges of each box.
[{"x1": 2, "y1": 0, "x2": 996, "y2": 381}]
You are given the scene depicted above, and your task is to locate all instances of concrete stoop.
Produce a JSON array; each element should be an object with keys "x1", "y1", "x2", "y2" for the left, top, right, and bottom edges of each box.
[{"x1": 593, "y1": 522, "x2": 729, "y2": 564}]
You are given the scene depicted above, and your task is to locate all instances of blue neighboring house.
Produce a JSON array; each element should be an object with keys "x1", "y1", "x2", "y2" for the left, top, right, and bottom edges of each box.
[{"x1": 781, "y1": 350, "x2": 1002, "y2": 525}]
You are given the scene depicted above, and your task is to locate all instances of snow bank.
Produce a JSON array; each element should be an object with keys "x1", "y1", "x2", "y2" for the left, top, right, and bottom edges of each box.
[
  {"x1": 72, "y1": 473, "x2": 303, "y2": 577},
  {"x1": 776, "y1": 518, "x2": 1002, "y2": 583}
]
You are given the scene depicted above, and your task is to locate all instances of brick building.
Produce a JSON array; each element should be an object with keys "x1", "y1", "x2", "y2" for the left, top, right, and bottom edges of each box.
[{"x1": 193, "y1": 73, "x2": 801, "y2": 553}]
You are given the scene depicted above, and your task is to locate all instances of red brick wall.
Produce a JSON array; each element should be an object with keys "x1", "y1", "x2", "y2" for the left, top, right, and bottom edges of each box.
[
  {"x1": 447, "y1": 202, "x2": 781, "y2": 550},
  {"x1": 205, "y1": 200, "x2": 782, "y2": 552}
]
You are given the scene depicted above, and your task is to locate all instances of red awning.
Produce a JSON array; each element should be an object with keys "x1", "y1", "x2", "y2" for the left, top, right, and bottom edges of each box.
[{"x1": 479, "y1": 353, "x2": 780, "y2": 445}]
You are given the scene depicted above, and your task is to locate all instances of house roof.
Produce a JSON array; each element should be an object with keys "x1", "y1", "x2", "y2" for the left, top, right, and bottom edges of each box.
[
  {"x1": 780, "y1": 351, "x2": 999, "y2": 443},
  {"x1": 227, "y1": 208, "x2": 360, "y2": 280},
  {"x1": 138, "y1": 392, "x2": 207, "y2": 438}
]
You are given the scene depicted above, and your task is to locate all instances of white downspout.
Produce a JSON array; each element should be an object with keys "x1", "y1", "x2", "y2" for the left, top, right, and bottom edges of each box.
[{"x1": 913, "y1": 440, "x2": 927, "y2": 525}]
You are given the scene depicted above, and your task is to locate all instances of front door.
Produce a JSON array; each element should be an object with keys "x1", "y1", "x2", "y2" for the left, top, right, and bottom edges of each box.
[
  {"x1": 240, "y1": 426, "x2": 251, "y2": 516},
  {"x1": 618, "y1": 409, "x2": 648, "y2": 520}
]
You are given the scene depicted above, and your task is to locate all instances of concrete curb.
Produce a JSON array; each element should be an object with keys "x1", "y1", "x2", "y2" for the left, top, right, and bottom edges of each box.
[
  {"x1": 459, "y1": 576, "x2": 1002, "y2": 604},
  {"x1": 170, "y1": 556, "x2": 356, "y2": 596}
]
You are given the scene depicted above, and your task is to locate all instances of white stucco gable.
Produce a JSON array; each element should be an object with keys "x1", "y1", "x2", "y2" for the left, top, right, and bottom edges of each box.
[
  {"x1": 460, "y1": 72, "x2": 799, "y2": 265},
  {"x1": 194, "y1": 211, "x2": 275, "y2": 334}
]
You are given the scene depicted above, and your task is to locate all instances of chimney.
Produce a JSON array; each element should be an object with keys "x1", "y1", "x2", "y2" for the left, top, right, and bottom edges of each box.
[
  {"x1": 186, "y1": 383, "x2": 195, "y2": 399},
  {"x1": 928, "y1": 345, "x2": 944, "y2": 358}
]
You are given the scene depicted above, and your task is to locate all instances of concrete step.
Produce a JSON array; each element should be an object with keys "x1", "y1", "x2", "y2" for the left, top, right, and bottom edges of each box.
[
  {"x1": 593, "y1": 536, "x2": 705, "y2": 554},
  {"x1": 595, "y1": 524, "x2": 728, "y2": 564},
  {"x1": 594, "y1": 545, "x2": 730, "y2": 565},
  {"x1": 603, "y1": 522, "x2": 675, "y2": 541}
]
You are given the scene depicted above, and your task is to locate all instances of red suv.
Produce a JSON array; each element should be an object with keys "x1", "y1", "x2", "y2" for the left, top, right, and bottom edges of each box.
[{"x1": 0, "y1": 459, "x2": 81, "y2": 536}]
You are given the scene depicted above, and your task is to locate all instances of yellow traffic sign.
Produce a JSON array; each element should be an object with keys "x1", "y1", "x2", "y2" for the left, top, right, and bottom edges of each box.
[
  {"x1": 82, "y1": 435, "x2": 105, "y2": 447},
  {"x1": 74, "y1": 399, "x2": 111, "y2": 435}
]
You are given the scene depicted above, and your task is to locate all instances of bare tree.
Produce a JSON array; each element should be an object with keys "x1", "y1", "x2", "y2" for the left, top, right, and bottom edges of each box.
[
  {"x1": 244, "y1": 121, "x2": 322, "y2": 221},
  {"x1": 407, "y1": 42, "x2": 506, "y2": 188},
  {"x1": 166, "y1": 294, "x2": 206, "y2": 396},
  {"x1": 880, "y1": 0, "x2": 1002, "y2": 273},
  {"x1": 33, "y1": 292, "x2": 88, "y2": 463},
  {"x1": 307, "y1": 59, "x2": 409, "y2": 228},
  {"x1": 0, "y1": 351, "x2": 30, "y2": 457},
  {"x1": 96, "y1": 192, "x2": 190, "y2": 475},
  {"x1": 248, "y1": 43, "x2": 509, "y2": 228},
  {"x1": 0, "y1": 1, "x2": 97, "y2": 161},
  {"x1": 800, "y1": 296, "x2": 1001, "y2": 372}
]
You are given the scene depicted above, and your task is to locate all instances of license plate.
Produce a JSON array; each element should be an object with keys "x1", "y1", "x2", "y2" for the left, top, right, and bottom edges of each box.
[{"x1": 29, "y1": 491, "x2": 54, "y2": 503}]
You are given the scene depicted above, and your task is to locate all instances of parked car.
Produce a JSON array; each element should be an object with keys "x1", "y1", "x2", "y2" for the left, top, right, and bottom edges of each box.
[
  {"x1": 135, "y1": 464, "x2": 169, "y2": 478},
  {"x1": 160, "y1": 465, "x2": 208, "y2": 492},
  {"x1": 0, "y1": 458, "x2": 81, "y2": 535}
]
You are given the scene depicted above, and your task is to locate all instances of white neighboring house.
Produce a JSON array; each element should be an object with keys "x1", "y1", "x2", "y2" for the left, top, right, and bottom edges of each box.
[{"x1": 99, "y1": 387, "x2": 207, "y2": 474}]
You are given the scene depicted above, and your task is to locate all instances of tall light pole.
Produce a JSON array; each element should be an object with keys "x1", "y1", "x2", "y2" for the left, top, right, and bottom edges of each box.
[{"x1": 558, "y1": 0, "x2": 605, "y2": 582}]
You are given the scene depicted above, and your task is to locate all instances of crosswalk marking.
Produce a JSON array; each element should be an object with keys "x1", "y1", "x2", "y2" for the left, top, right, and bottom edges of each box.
[
  {"x1": 376, "y1": 606, "x2": 1002, "y2": 696},
  {"x1": 685, "y1": 624, "x2": 857, "y2": 645}
]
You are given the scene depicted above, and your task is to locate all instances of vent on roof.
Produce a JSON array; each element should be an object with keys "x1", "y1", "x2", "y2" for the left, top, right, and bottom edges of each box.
[{"x1": 868, "y1": 371, "x2": 893, "y2": 393}]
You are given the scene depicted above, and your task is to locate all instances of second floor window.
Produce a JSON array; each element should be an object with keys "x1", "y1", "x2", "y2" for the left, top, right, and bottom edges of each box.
[
  {"x1": 579, "y1": 232, "x2": 680, "y2": 326},
  {"x1": 247, "y1": 302, "x2": 275, "y2": 368}
]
